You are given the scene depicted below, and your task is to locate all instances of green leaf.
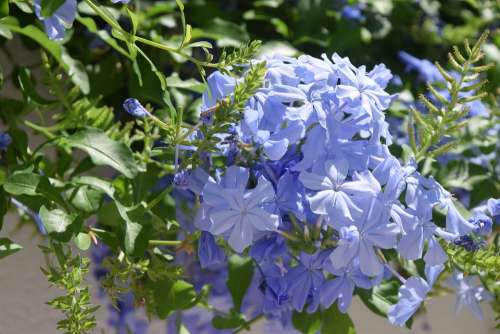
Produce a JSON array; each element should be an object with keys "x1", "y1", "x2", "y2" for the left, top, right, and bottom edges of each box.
[
  {"x1": 356, "y1": 280, "x2": 398, "y2": 318},
  {"x1": 74, "y1": 233, "x2": 91, "y2": 251},
  {"x1": 116, "y1": 203, "x2": 150, "y2": 255},
  {"x1": 69, "y1": 185, "x2": 104, "y2": 213},
  {"x1": 61, "y1": 49, "x2": 90, "y2": 94},
  {"x1": 65, "y1": 128, "x2": 139, "y2": 178},
  {"x1": 0, "y1": 0, "x2": 8, "y2": 19},
  {"x1": 72, "y1": 176, "x2": 116, "y2": 199},
  {"x1": 153, "y1": 279, "x2": 197, "y2": 319},
  {"x1": 292, "y1": 311, "x2": 322, "y2": 334},
  {"x1": 227, "y1": 255, "x2": 254, "y2": 312},
  {"x1": 321, "y1": 305, "x2": 356, "y2": 334},
  {"x1": 126, "y1": 8, "x2": 139, "y2": 35},
  {"x1": 0, "y1": 20, "x2": 13, "y2": 39},
  {"x1": 3, "y1": 172, "x2": 66, "y2": 208},
  {"x1": 212, "y1": 313, "x2": 246, "y2": 330},
  {"x1": 0, "y1": 238, "x2": 22, "y2": 260},
  {"x1": 166, "y1": 73, "x2": 205, "y2": 93},
  {"x1": 39, "y1": 205, "x2": 77, "y2": 240}
]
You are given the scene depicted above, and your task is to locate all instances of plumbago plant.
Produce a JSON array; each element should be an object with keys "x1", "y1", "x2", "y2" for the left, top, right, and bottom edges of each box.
[{"x1": 0, "y1": 1, "x2": 499, "y2": 334}]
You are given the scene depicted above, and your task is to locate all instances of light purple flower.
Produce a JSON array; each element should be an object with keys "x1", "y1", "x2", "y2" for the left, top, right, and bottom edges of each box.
[
  {"x1": 201, "y1": 166, "x2": 279, "y2": 252},
  {"x1": 299, "y1": 158, "x2": 373, "y2": 225},
  {"x1": 388, "y1": 265, "x2": 444, "y2": 326},
  {"x1": 34, "y1": 0, "x2": 76, "y2": 41},
  {"x1": 329, "y1": 198, "x2": 399, "y2": 276},
  {"x1": 447, "y1": 271, "x2": 494, "y2": 320},
  {"x1": 285, "y1": 250, "x2": 330, "y2": 312}
]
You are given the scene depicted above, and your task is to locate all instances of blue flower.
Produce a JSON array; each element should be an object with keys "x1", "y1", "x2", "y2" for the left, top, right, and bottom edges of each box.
[
  {"x1": 398, "y1": 51, "x2": 442, "y2": 83},
  {"x1": 202, "y1": 72, "x2": 236, "y2": 111},
  {"x1": 388, "y1": 265, "x2": 444, "y2": 326},
  {"x1": 198, "y1": 232, "x2": 226, "y2": 269},
  {"x1": 0, "y1": 132, "x2": 12, "y2": 151},
  {"x1": 34, "y1": 0, "x2": 76, "y2": 41},
  {"x1": 487, "y1": 198, "x2": 500, "y2": 224},
  {"x1": 447, "y1": 271, "x2": 494, "y2": 320},
  {"x1": 285, "y1": 250, "x2": 330, "y2": 312},
  {"x1": 320, "y1": 259, "x2": 376, "y2": 312},
  {"x1": 200, "y1": 166, "x2": 279, "y2": 252},
  {"x1": 342, "y1": 5, "x2": 364, "y2": 21},
  {"x1": 123, "y1": 98, "x2": 149, "y2": 117},
  {"x1": 329, "y1": 198, "x2": 399, "y2": 276},
  {"x1": 469, "y1": 212, "x2": 493, "y2": 236},
  {"x1": 11, "y1": 198, "x2": 47, "y2": 235},
  {"x1": 395, "y1": 203, "x2": 452, "y2": 265},
  {"x1": 299, "y1": 158, "x2": 374, "y2": 225},
  {"x1": 250, "y1": 233, "x2": 287, "y2": 263},
  {"x1": 107, "y1": 293, "x2": 148, "y2": 334}
]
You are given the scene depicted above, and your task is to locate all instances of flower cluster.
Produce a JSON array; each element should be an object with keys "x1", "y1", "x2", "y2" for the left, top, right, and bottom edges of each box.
[{"x1": 167, "y1": 53, "x2": 497, "y2": 327}]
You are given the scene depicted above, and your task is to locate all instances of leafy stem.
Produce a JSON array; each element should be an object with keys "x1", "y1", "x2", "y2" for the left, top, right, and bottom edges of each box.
[{"x1": 410, "y1": 31, "x2": 493, "y2": 162}]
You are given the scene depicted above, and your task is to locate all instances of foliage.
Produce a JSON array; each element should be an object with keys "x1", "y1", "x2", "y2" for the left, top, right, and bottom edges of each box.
[{"x1": 40, "y1": 242, "x2": 98, "y2": 334}]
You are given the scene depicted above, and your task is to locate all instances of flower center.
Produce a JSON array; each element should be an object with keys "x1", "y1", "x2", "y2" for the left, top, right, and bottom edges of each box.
[{"x1": 339, "y1": 225, "x2": 360, "y2": 243}]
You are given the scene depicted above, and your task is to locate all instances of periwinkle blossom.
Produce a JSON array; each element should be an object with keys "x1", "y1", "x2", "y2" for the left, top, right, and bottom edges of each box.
[
  {"x1": 320, "y1": 259, "x2": 377, "y2": 312},
  {"x1": 201, "y1": 72, "x2": 236, "y2": 112},
  {"x1": 469, "y1": 212, "x2": 493, "y2": 236},
  {"x1": 398, "y1": 51, "x2": 442, "y2": 83},
  {"x1": 34, "y1": 0, "x2": 76, "y2": 41},
  {"x1": 487, "y1": 198, "x2": 500, "y2": 224},
  {"x1": 188, "y1": 52, "x2": 494, "y2": 329},
  {"x1": 396, "y1": 202, "x2": 452, "y2": 265},
  {"x1": 198, "y1": 231, "x2": 226, "y2": 269},
  {"x1": 0, "y1": 132, "x2": 12, "y2": 151},
  {"x1": 298, "y1": 158, "x2": 372, "y2": 225},
  {"x1": 199, "y1": 166, "x2": 279, "y2": 253},
  {"x1": 388, "y1": 265, "x2": 444, "y2": 326},
  {"x1": 329, "y1": 198, "x2": 399, "y2": 276},
  {"x1": 447, "y1": 272, "x2": 494, "y2": 320},
  {"x1": 123, "y1": 98, "x2": 149, "y2": 118},
  {"x1": 285, "y1": 250, "x2": 330, "y2": 312}
]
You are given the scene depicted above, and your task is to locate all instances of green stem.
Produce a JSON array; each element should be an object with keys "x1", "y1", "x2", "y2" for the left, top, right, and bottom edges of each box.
[
  {"x1": 233, "y1": 315, "x2": 264, "y2": 334},
  {"x1": 149, "y1": 240, "x2": 182, "y2": 246},
  {"x1": 146, "y1": 185, "x2": 173, "y2": 210}
]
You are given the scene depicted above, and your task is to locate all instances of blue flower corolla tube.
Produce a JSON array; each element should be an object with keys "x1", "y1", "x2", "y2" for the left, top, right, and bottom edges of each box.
[
  {"x1": 388, "y1": 264, "x2": 444, "y2": 326},
  {"x1": 196, "y1": 166, "x2": 279, "y2": 253},
  {"x1": 446, "y1": 271, "x2": 494, "y2": 320},
  {"x1": 0, "y1": 132, "x2": 12, "y2": 151},
  {"x1": 34, "y1": 0, "x2": 76, "y2": 41},
  {"x1": 10, "y1": 198, "x2": 47, "y2": 235}
]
